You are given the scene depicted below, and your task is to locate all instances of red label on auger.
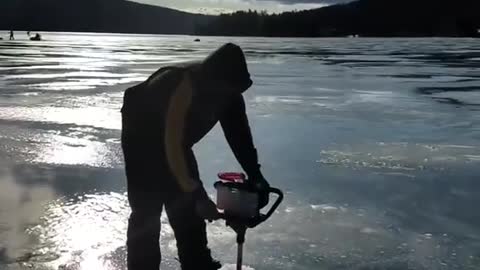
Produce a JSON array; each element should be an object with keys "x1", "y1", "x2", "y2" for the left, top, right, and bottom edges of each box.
[{"x1": 218, "y1": 172, "x2": 246, "y2": 183}]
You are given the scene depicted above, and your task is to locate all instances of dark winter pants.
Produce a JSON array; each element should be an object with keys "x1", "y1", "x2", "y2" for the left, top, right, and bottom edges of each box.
[
  {"x1": 126, "y1": 189, "x2": 216, "y2": 270},
  {"x1": 122, "y1": 128, "x2": 218, "y2": 270}
]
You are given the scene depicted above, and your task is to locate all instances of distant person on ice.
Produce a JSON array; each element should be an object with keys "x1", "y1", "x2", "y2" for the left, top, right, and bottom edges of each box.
[
  {"x1": 9, "y1": 30, "x2": 14, "y2": 40},
  {"x1": 121, "y1": 43, "x2": 270, "y2": 270}
]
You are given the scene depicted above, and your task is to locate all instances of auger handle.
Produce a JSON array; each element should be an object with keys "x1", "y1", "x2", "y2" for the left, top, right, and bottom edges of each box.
[{"x1": 260, "y1": 187, "x2": 283, "y2": 222}]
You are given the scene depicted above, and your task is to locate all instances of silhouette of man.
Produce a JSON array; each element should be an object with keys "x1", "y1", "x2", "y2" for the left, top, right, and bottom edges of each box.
[
  {"x1": 121, "y1": 43, "x2": 270, "y2": 270},
  {"x1": 9, "y1": 30, "x2": 14, "y2": 40}
]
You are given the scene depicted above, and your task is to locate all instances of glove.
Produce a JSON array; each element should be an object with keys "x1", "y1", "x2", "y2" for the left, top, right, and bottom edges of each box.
[
  {"x1": 249, "y1": 171, "x2": 270, "y2": 209},
  {"x1": 193, "y1": 187, "x2": 221, "y2": 221}
]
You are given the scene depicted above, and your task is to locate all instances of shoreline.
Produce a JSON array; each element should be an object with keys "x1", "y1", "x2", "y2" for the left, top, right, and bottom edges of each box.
[{"x1": 1, "y1": 30, "x2": 479, "y2": 39}]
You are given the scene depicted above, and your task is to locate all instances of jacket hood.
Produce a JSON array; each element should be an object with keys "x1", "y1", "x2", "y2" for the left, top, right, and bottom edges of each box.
[{"x1": 201, "y1": 43, "x2": 253, "y2": 92}]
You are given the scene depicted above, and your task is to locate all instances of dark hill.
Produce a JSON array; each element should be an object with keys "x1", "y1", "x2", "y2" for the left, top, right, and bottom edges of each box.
[
  {"x1": 0, "y1": 0, "x2": 212, "y2": 34},
  {"x1": 198, "y1": 0, "x2": 480, "y2": 37}
]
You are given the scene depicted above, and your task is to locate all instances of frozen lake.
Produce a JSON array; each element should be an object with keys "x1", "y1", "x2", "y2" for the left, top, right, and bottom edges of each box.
[{"x1": 0, "y1": 32, "x2": 480, "y2": 269}]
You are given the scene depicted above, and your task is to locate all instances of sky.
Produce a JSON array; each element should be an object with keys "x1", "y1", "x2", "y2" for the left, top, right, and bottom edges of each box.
[{"x1": 131, "y1": 0, "x2": 351, "y2": 14}]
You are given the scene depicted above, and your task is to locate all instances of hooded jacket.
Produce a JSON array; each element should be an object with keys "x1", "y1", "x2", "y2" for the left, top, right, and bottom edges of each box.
[{"x1": 121, "y1": 43, "x2": 261, "y2": 194}]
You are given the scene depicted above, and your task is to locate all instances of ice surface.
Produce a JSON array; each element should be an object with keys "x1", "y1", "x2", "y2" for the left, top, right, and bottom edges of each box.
[{"x1": 1, "y1": 34, "x2": 480, "y2": 269}]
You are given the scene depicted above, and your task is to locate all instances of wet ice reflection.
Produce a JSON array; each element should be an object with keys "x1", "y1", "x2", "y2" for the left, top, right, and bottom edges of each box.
[
  {"x1": 0, "y1": 106, "x2": 121, "y2": 130},
  {"x1": 31, "y1": 134, "x2": 120, "y2": 168},
  {"x1": 29, "y1": 192, "x2": 130, "y2": 270}
]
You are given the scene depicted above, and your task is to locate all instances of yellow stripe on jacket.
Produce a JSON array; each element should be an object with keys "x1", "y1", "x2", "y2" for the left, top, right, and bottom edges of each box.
[{"x1": 165, "y1": 73, "x2": 198, "y2": 193}]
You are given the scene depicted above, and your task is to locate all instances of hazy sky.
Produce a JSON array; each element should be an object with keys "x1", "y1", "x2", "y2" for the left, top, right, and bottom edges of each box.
[{"x1": 132, "y1": 0, "x2": 351, "y2": 14}]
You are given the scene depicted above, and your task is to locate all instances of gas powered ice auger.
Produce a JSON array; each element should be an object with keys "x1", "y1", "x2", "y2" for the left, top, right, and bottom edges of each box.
[{"x1": 214, "y1": 172, "x2": 284, "y2": 270}]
